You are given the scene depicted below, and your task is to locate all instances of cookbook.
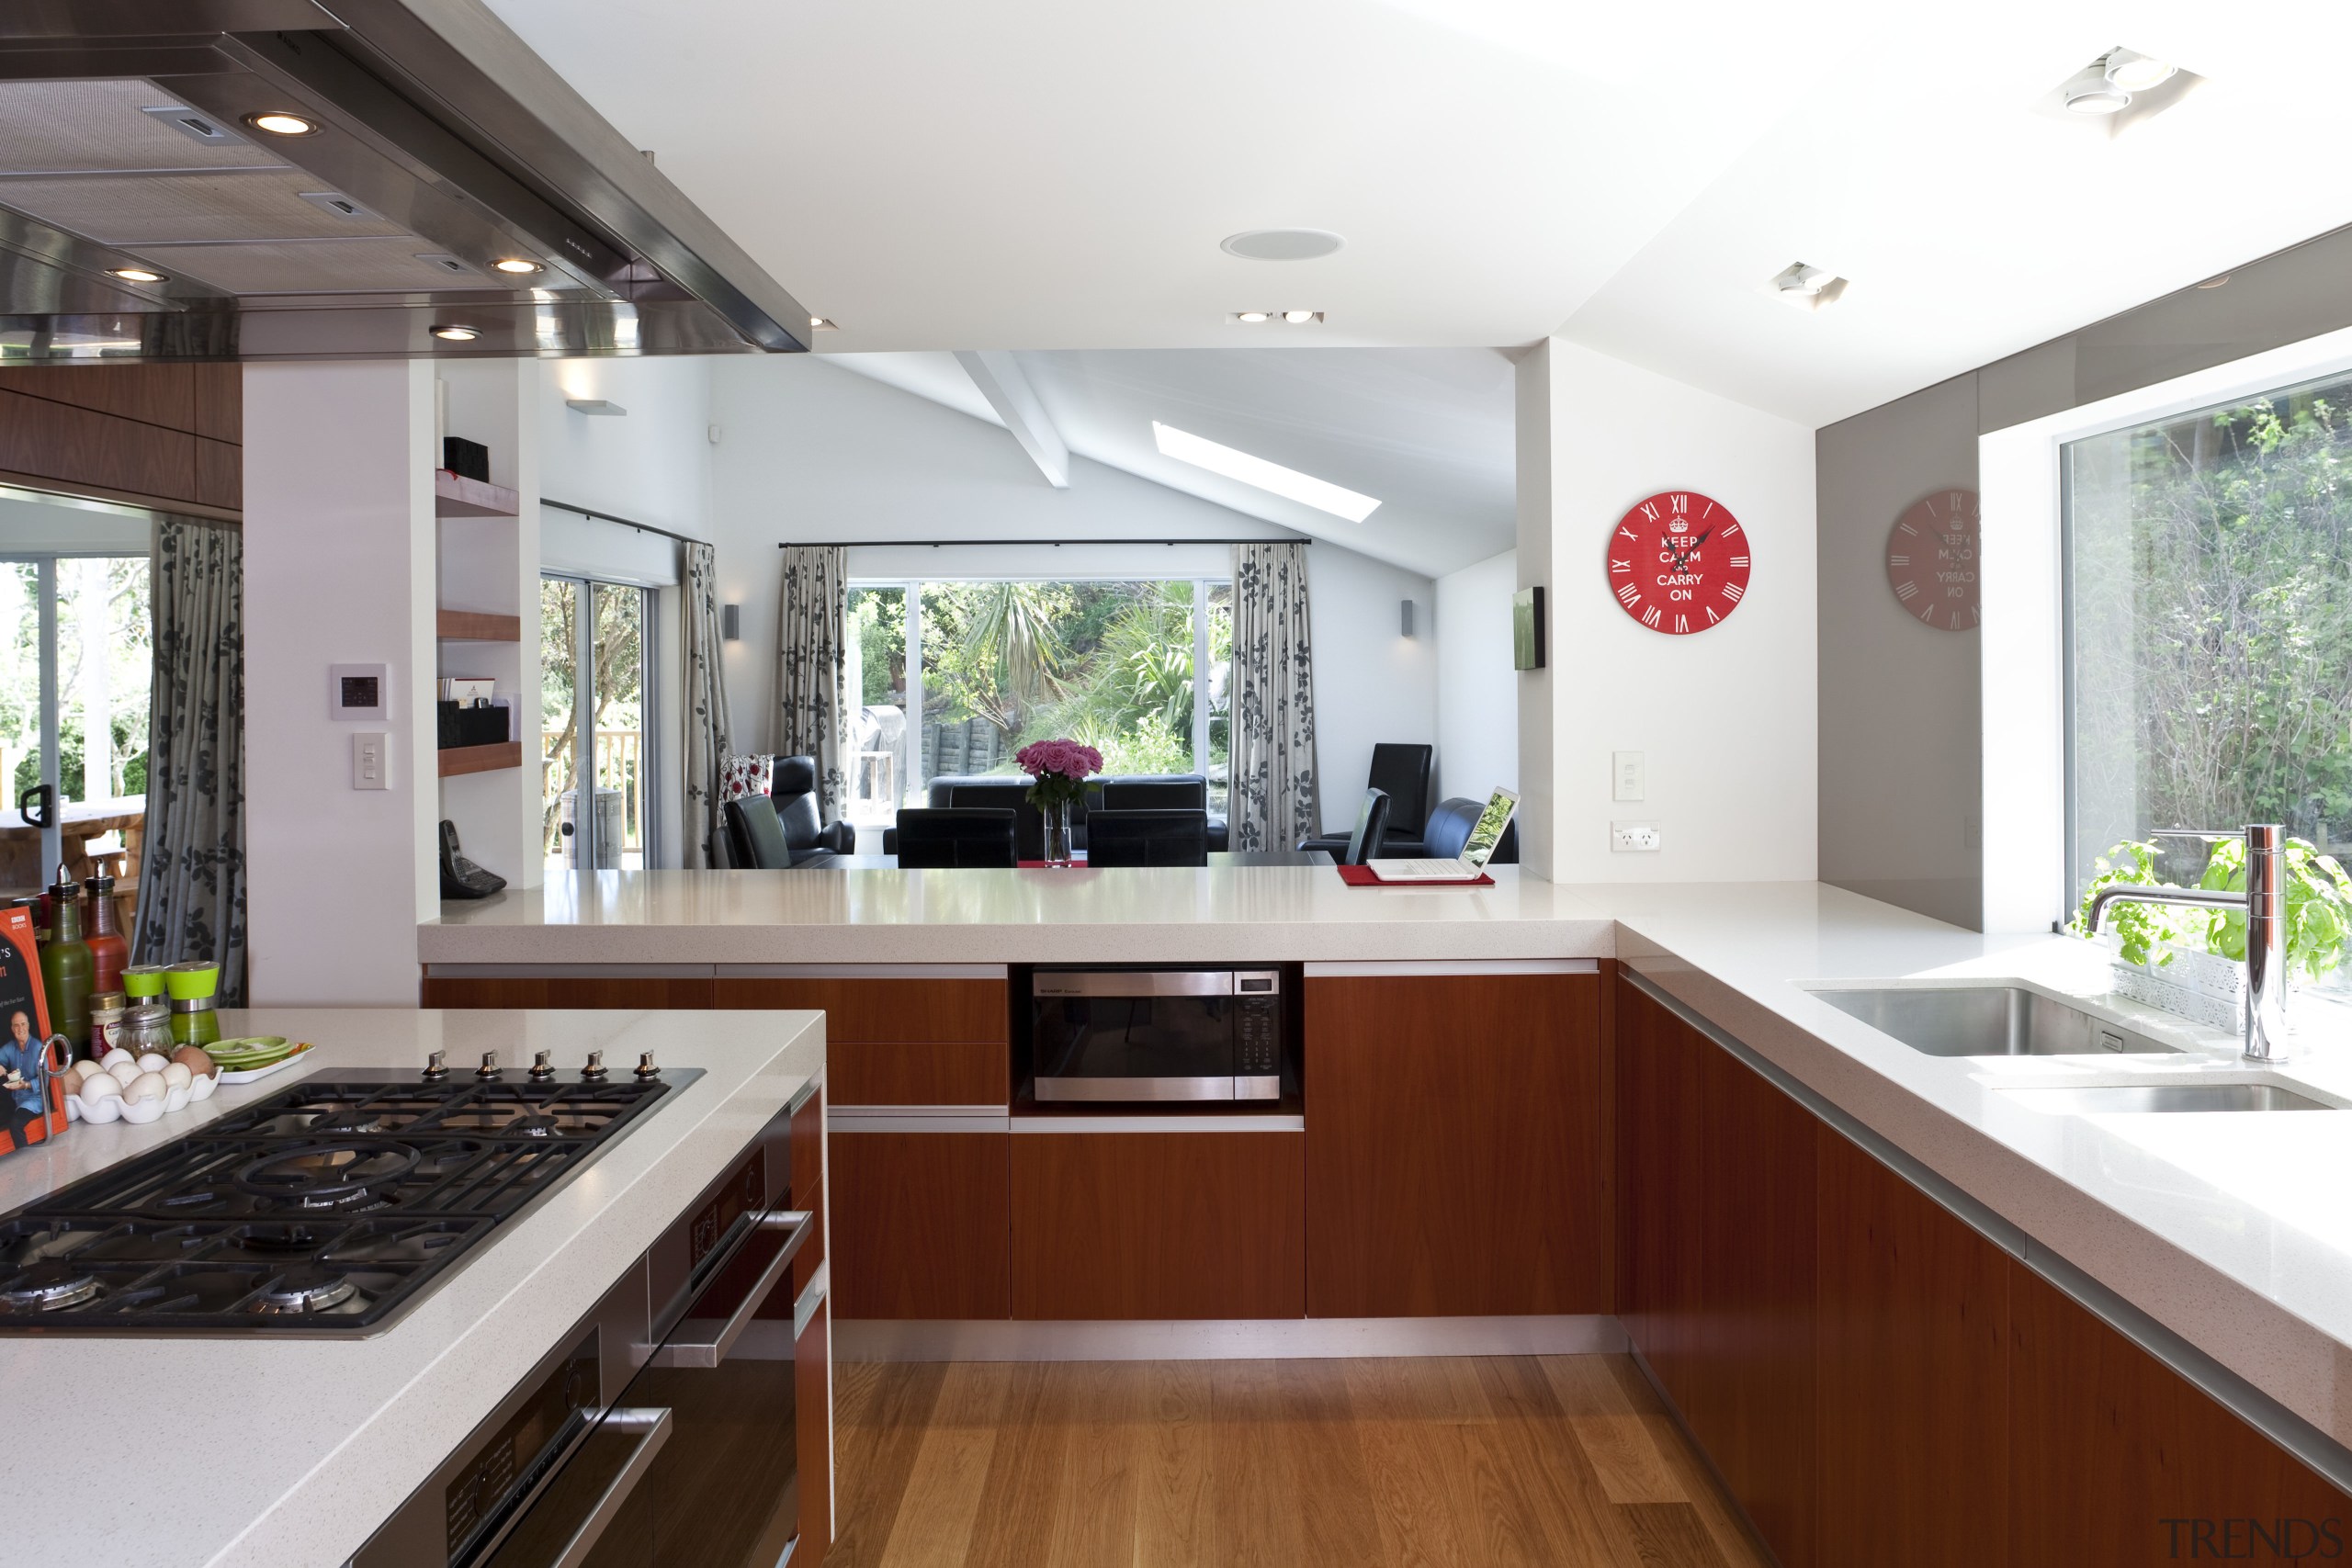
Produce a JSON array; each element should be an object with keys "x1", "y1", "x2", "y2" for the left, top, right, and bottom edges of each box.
[{"x1": 0, "y1": 904, "x2": 65, "y2": 1157}]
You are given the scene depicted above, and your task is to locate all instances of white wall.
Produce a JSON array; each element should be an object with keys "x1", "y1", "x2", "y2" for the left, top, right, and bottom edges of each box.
[
  {"x1": 1522, "y1": 339, "x2": 1817, "y2": 883},
  {"x1": 244, "y1": 360, "x2": 438, "y2": 1005},
  {"x1": 538, "y1": 358, "x2": 716, "y2": 539},
  {"x1": 1436, "y1": 547, "x2": 1518, "y2": 807},
  {"x1": 1306, "y1": 543, "x2": 1436, "y2": 833},
  {"x1": 707, "y1": 355, "x2": 1426, "y2": 815}
]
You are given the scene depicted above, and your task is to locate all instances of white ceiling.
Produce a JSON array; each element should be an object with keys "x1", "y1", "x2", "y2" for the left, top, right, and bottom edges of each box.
[
  {"x1": 483, "y1": 0, "x2": 2352, "y2": 550},
  {"x1": 839, "y1": 347, "x2": 1516, "y2": 576}
]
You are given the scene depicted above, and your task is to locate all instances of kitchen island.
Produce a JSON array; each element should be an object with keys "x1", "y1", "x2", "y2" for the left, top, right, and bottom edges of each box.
[
  {"x1": 0, "y1": 1005, "x2": 826, "y2": 1568},
  {"x1": 421, "y1": 866, "x2": 2352, "y2": 1562}
]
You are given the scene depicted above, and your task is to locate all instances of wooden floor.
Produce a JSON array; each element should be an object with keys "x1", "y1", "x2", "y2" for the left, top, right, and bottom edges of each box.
[{"x1": 825, "y1": 1355, "x2": 1770, "y2": 1568}]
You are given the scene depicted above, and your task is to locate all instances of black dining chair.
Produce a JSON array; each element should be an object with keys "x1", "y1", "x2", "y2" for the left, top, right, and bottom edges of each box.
[
  {"x1": 1085, "y1": 808, "x2": 1210, "y2": 867},
  {"x1": 1342, "y1": 787, "x2": 1392, "y2": 866},
  {"x1": 723, "y1": 795, "x2": 796, "y2": 870},
  {"x1": 893, "y1": 807, "x2": 1018, "y2": 867}
]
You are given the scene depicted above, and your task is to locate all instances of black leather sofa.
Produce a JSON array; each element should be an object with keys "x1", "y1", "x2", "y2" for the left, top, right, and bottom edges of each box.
[
  {"x1": 721, "y1": 754, "x2": 857, "y2": 867},
  {"x1": 881, "y1": 773, "x2": 1227, "y2": 858}
]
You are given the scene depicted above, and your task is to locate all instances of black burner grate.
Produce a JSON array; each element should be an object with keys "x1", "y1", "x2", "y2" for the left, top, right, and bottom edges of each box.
[{"x1": 0, "y1": 1069, "x2": 684, "y2": 1335}]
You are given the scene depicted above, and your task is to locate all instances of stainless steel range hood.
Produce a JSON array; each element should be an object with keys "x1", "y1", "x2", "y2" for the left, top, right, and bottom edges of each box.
[{"x1": 0, "y1": 0, "x2": 811, "y2": 362}]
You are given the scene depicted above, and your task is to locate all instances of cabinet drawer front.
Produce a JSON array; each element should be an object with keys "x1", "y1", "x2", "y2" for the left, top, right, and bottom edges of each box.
[
  {"x1": 830, "y1": 1131, "x2": 1009, "y2": 1320},
  {"x1": 1011, "y1": 1130, "x2": 1305, "y2": 1320},
  {"x1": 831, "y1": 1039, "x2": 1005, "y2": 1108},
  {"x1": 421, "y1": 975, "x2": 716, "y2": 1010},
  {"x1": 713, "y1": 977, "x2": 1007, "y2": 1043},
  {"x1": 1305, "y1": 973, "x2": 1606, "y2": 1318}
]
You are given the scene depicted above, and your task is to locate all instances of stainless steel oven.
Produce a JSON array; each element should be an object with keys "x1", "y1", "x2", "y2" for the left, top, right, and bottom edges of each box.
[
  {"x1": 354, "y1": 1089, "x2": 820, "y2": 1568},
  {"x1": 1031, "y1": 967, "x2": 1283, "y2": 1102}
]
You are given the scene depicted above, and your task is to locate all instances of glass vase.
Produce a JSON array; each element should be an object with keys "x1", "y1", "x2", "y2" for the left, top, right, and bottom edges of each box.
[{"x1": 1042, "y1": 798, "x2": 1076, "y2": 866}]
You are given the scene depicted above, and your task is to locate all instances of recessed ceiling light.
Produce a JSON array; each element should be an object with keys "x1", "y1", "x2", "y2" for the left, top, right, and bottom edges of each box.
[
  {"x1": 107, "y1": 267, "x2": 167, "y2": 284},
  {"x1": 1237, "y1": 310, "x2": 1271, "y2": 323},
  {"x1": 492, "y1": 258, "x2": 541, "y2": 275},
  {"x1": 430, "y1": 324, "x2": 480, "y2": 342},
  {"x1": 2062, "y1": 65, "x2": 2132, "y2": 115},
  {"x1": 2197, "y1": 274, "x2": 2230, "y2": 289},
  {"x1": 1769, "y1": 263, "x2": 1848, "y2": 309},
  {"x1": 1152, "y1": 421, "x2": 1380, "y2": 523},
  {"x1": 244, "y1": 110, "x2": 318, "y2": 137},
  {"x1": 1221, "y1": 229, "x2": 1345, "y2": 262},
  {"x1": 2104, "y1": 49, "x2": 2177, "y2": 93},
  {"x1": 1282, "y1": 310, "x2": 1316, "y2": 324},
  {"x1": 808, "y1": 315, "x2": 838, "y2": 331}
]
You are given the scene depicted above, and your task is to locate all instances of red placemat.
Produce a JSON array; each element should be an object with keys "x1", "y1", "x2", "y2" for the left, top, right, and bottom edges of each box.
[{"x1": 1335, "y1": 863, "x2": 1494, "y2": 887}]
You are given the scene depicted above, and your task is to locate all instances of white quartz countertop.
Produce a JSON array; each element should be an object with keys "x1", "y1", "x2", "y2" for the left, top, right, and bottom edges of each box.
[
  {"x1": 424, "y1": 869, "x2": 2352, "y2": 1451},
  {"x1": 1, "y1": 1006, "x2": 824, "y2": 1568}
]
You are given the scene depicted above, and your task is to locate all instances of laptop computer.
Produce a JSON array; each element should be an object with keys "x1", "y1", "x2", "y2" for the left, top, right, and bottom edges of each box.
[{"x1": 1366, "y1": 787, "x2": 1519, "y2": 882}]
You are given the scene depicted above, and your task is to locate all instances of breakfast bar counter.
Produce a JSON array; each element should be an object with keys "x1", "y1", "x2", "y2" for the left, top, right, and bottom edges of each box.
[{"x1": 423, "y1": 868, "x2": 2352, "y2": 1481}]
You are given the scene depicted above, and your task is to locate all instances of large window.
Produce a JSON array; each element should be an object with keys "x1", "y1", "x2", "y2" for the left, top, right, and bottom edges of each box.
[
  {"x1": 843, "y1": 578, "x2": 1230, "y2": 827},
  {"x1": 541, "y1": 574, "x2": 656, "y2": 872},
  {"x1": 2064, "y1": 369, "x2": 2352, "y2": 981}
]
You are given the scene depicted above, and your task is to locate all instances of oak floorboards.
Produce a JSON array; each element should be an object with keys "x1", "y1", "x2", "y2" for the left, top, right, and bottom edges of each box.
[{"x1": 828, "y1": 1356, "x2": 1767, "y2": 1568}]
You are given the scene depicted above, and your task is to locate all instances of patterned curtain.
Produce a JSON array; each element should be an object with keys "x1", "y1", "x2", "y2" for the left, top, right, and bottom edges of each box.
[
  {"x1": 775, "y1": 546, "x2": 848, "y2": 821},
  {"x1": 1229, "y1": 541, "x2": 1319, "y2": 851},
  {"x1": 680, "y1": 541, "x2": 735, "y2": 868},
  {"x1": 132, "y1": 521, "x2": 246, "y2": 1003}
]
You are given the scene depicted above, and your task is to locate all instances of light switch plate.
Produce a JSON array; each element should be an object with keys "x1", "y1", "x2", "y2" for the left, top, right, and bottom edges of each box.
[
  {"x1": 353, "y1": 731, "x2": 390, "y2": 790},
  {"x1": 1611, "y1": 820, "x2": 1660, "y2": 852},
  {"x1": 1612, "y1": 750, "x2": 1645, "y2": 802}
]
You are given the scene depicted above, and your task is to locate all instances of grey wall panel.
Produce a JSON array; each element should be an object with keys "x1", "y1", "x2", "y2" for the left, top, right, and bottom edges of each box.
[{"x1": 1815, "y1": 373, "x2": 1983, "y2": 930}]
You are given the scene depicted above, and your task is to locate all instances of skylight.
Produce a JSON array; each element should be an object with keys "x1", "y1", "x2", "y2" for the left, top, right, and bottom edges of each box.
[{"x1": 1151, "y1": 422, "x2": 1381, "y2": 523}]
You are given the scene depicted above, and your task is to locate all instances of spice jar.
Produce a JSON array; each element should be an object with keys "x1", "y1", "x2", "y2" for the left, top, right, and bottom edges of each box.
[
  {"x1": 87, "y1": 991, "x2": 126, "y2": 1062},
  {"x1": 119, "y1": 999, "x2": 172, "y2": 1057},
  {"x1": 169, "y1": 996, "x2": 220, "y2": 1049}
]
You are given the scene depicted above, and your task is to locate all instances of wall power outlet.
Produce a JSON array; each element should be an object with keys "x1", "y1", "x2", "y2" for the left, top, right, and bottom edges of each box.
[{"x1": 1611, "y1": 820, "x2": 1660, "y2": 852}]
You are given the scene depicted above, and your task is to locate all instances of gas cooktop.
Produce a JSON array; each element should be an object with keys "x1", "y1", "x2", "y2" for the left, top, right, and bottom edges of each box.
[{"x1": 0, "y1": 1055, "x2": 696, "y2": 1335}]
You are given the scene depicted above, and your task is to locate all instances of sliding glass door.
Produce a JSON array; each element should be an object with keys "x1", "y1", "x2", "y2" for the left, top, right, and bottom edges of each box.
[
  {"x1": 2, "y1": 552, "x2": 153, "y2": 900},
  {"x1": 540, "y1": 574, "x2": 656, "y2": 873}
]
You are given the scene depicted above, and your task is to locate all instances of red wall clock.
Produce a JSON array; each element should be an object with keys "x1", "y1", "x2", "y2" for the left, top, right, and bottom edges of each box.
[
  {"x1": 1885, "y1": 489, "x2": 1979, "y2": 631},
  {"x1": 1607, "y1": 491, "x2": 1749, "y2": 636}
]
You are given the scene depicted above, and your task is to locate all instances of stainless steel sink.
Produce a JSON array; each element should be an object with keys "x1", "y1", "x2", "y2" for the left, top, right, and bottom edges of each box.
[
  {"x1": 1997, "y1": 1084, "x2": 2333, "y2": 1114},
  {"x1": 1811, "y1": 986, "x2": 2181, "y2": 1058}
]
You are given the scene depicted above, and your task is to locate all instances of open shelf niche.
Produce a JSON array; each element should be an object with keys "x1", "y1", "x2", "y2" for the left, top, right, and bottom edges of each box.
[{"x1": 433, "y1": 362, "x2": 541, "y2": 887}]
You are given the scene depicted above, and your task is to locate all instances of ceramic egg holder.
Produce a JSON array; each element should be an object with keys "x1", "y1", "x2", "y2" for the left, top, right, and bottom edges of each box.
[{"x1": 64, "y1": 1048, "x2": 220, "y2": 1126}]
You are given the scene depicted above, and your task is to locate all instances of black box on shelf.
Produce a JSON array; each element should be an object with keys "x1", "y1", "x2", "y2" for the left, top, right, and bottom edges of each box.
[
  {"x1": 437, "y1": 700, "x2": 508, "y2": 749},
  {"x1": 442, "y1": 436, "x2": 490, "y2": 482}
]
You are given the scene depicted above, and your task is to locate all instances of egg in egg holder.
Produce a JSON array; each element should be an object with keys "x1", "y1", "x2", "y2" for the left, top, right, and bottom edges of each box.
[{"x1": 62, "y1": 1046, "x2": 220, "y2": 1125}]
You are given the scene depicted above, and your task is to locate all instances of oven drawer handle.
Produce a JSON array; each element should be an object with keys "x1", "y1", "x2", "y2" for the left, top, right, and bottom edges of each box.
[
  {"x1": 651, "y1": 1210, "x2": 814, "y2": 1370},
  {"x1": 544, "y1": 1407, "x2": 672, "y2": 1568}
]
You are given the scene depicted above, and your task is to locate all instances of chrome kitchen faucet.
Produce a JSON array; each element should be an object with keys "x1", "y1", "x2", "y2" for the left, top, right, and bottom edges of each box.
[{"x1": 2085, "y1": 824, "x2": 2288, "y2": 1064}]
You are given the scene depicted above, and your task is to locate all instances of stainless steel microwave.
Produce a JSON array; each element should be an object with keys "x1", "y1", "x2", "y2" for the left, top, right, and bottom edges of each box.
[{"x1": 1031, "y1": 968, "x2": 1283, "y2": 1102}]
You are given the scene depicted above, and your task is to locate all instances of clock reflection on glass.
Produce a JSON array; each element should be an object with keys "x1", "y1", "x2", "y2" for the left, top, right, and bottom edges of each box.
[
  {"x1": 1885, "y1": 490, "x2": 1980, "y2": 632},
  {"x1": 1606, "y1": 491, "x2": 1749, "y2": 636}
]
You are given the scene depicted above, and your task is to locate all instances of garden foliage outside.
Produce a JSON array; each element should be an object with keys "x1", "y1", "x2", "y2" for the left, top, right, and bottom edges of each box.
[
  {"x1": 851, "y1": 580, "x2": 1228, "y2": 803},
  {"x1": 2068, "y1": 376, "x2": 2352, "y2": 983}
]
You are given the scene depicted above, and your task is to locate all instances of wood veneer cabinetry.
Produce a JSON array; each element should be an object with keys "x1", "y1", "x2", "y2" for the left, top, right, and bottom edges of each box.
[
  {"x1": 795, "y1": 1295, "x2": 831, "y2": 1561},
  {"x1": 1305, "y1": 969, "x2": 1608, "y2": 1317},
  {"x1": 1615, "y1": 973, "x2": 2352, "y2": 1568},
  {"x1": 830, "y1": 1130, "x2": 1010, "y2": 1320},
  {"x1": 1010, "y1": 1131, "x2": 1305, "y2": 1319},
  {"x1": 419, "y1": 972, "x2": 716, "y2": 1009},
  {"x1": 0, "y1": 363, "x2": 241, "y2": 516},
  {"x1": 713, "y1": 976, "x2": 1008, "y2": 1106},
  {"x1": 1616, "y1": 975, "x2": 1817, "y2": 1564}
]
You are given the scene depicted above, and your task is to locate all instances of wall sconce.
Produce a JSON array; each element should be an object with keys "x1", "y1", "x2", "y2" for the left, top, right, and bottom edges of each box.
[
  {"x1": 721, "y1": 604, "x2": 741, "y2": 642},
  {"x1": 1399, "y1": 598, "x2": 1416, "y2": 637},
  {"x1": 565, "y1": 398, "x2": 628, "y2": 416}
]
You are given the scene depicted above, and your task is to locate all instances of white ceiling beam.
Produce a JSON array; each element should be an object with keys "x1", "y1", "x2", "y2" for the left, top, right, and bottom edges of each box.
[{"x1": 954, "y1": 349, "x2": 1069, "y2": 489}]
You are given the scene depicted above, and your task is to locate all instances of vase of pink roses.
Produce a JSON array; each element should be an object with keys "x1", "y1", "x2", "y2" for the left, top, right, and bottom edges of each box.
[{"x1": 1015, "y1": 738, "x2": 1102, "y2": 866}]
